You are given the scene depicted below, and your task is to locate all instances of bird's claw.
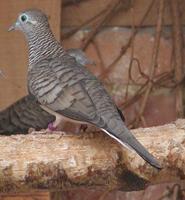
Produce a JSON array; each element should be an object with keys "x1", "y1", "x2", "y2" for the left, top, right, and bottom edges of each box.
[
  {"x1": 79, "y1": 124, "x2": 88, "y2": 133},
  {"x1": 47, "y1": 122, "x2": 57, "y2": 131}
]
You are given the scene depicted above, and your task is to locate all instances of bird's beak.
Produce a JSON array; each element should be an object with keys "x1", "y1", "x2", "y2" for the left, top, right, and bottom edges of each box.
[
  {"x1": 8, "y1": 21, "x2": 19, "y2": 32},
  {"x1": 8, "y1": 24, "x2": 15, "y2": 31}
]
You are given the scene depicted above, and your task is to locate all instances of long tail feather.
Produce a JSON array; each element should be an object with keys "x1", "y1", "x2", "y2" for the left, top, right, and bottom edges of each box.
[{"x1": 102, "y1": 127, "x2": 162, "y2": 169}]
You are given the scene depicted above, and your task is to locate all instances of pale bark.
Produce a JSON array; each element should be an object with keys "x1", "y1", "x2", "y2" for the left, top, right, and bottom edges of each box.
[{"x1": 0, "y1": 119, "x2": 185, "y2": 192}]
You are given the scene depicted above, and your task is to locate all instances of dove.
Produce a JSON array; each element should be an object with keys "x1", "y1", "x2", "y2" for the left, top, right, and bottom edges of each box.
[
  {"x1": 0, "y1": 95, "x2": 54, "y2": 134},
  {"x1": 9, "y1": 9, "x2": 161, "y2": 169},
  {"x1": 0, "y1": 48, "x2": 95, "y2": 134},
  {"x1": 0, "y1": 94, "x2": 123, "y2": 134}
]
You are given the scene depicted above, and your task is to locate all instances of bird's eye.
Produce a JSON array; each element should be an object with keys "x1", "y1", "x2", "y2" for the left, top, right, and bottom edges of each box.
[{"x1": 20, "y1": 14, "x2": 28, "y2": 22}]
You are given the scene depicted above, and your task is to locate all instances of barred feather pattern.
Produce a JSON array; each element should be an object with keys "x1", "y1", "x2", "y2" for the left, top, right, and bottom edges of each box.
[
  {"x1": 27, "y1": 24, "x2": 65, "y2": 66},
  {"x1": 0, "y1": 95, "x2": 54, "y2": 134},
  {"x1": 0, "y1": 48, "x2": 94, "y2": 134},
  {"x1": 16, "y1": 9, "x2": 161, "y2": 168}
]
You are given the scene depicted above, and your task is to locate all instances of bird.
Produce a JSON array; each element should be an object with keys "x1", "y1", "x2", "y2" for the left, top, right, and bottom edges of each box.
[
  {"x1": 0, "y1": 93, "x2": 124, "y2": 134},
  {"x1": 9, "y1": 9, "x2": 161, "y2": 169},
  {"x1": 0, "y1": 94, "x2": 54, "y2": 134},
  {"x1": 66, "y1": 48, "x2": 95, "y2": 66},
  {"x1": 0, "y1": 48, "x2": 95, "y2": 134}
]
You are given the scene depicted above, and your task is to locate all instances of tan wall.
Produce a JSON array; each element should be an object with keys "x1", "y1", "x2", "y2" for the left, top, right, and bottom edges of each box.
[{"x1": 0, "y1": 0, "x2": 61, "y2": 109}]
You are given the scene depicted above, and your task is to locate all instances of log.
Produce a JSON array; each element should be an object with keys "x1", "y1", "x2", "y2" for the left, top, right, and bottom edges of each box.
[{"x1": 0, "y1": 119, "x2": 185, "y2": 192}]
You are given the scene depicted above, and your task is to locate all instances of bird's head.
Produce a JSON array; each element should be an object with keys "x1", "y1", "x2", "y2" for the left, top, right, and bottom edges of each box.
[{"x1": 8, "y1": 9, "x2": 49, "y2": 34}]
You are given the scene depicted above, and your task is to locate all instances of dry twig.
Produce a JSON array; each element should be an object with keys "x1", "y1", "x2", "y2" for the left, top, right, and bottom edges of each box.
[
  {"x1": 81, "y1": 0, "x2": 122, "y2": 50},
  {"x1": 100, "y1": 0, "x2": 156, "y2": 80},
  {"x1": 62, "y1": 6, "x2": 108, "y2": 39},
  {"x1": 134, "y1": 0, "x2": 165, "y2": 127},
  {"x1": 63, "y1": 0, "x2": 89, "y2": 7},
  {"x1": 170, "y1": 0, "x2": 184, "y2": 118}
]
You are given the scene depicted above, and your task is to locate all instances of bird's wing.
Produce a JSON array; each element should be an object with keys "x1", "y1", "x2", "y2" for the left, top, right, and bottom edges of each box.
[
  {"x1": 0, "y1": 95, "x2": 54, "y2": 134},
  {"x1": 29, "y1": 55, "x2": 103, "y2": 125}
]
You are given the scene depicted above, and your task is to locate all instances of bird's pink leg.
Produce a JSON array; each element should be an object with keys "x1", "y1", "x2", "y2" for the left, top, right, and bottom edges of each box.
[
  {"x1": 39, "y1": 105, "x2": 64, "y2": 132},
  {"x1": 47, "y1": 114, "x2": 64, "y2": 131},
  {"x1": 40, "y1": 105, "x2": 89, "y2": 133}
]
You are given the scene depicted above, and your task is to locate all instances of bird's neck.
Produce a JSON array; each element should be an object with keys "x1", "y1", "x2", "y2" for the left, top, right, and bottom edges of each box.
[{"x1": 27, "y1": 27, "x2": 65, "y2": 66}]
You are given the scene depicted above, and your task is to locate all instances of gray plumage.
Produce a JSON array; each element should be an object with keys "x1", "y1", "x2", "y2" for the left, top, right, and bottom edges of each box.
[
  {"x1": 66, "y1": 48, "x2": 95, "y2": 66},
  {"x1": 0, "y1": 48, "x2": 94, "y2": 134},
  {"x1": 0, "y1": 97, "x2": 123, "y2": 135},
  {"x1": 0, "y1": 95, "x2": 54, "y2": 134},
  {"x1": 9, "y1": 9, "x2": 161, "y2": 169}
]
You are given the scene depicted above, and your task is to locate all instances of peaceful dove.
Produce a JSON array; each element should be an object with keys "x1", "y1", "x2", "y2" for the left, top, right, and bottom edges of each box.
[
  {"x1": 9, "y1": 9, "x2": 161, "y2": 169},
  {"x1": 0, "y1": 48, "x2": 95, "y2": 134},
  {"x1": 0, "y1": 95, "x2": 54, "y2": 134}
]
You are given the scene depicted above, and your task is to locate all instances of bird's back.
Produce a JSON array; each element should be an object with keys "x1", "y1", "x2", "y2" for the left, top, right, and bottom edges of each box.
[{"x1": 0, "y1": 95, "x2": 54, "y2": 134}]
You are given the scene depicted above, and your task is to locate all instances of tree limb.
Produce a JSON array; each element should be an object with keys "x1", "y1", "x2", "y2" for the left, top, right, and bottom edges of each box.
[{"x1": 0, "y1": 119, "x2": 185, "y2": 192}]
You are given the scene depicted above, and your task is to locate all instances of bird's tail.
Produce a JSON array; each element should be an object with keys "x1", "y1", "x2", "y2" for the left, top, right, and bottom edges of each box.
[{"x1": 103, "y1": 125, "x2": 162, "y2": 169}]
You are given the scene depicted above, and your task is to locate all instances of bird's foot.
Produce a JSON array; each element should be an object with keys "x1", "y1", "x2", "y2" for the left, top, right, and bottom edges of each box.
[
  {"x1": 47, "y1": 122, "x2": 58, "y2": 132},
  {"x1": 73, "y1": 124, "x2": 88, "y2": 134},
  {"x1": 79, "y1": 124, "x2": 88, "y2": 133},
  {"x1": 42, "y1": 122, "x2": 57, "y2": 134},
  {"x1": 31, "y1": 124, "x2": 58, "y2": 135}
]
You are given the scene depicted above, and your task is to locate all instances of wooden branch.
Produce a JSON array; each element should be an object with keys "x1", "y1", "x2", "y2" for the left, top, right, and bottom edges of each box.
[{"x1": 0, "y1": 119, "x2": 185, "y2": 192}]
